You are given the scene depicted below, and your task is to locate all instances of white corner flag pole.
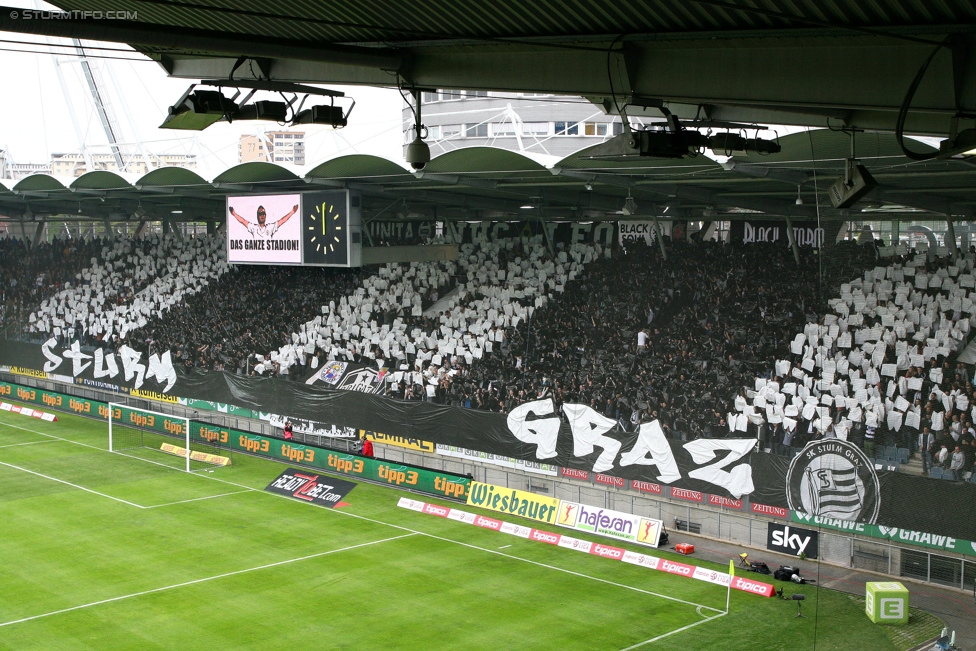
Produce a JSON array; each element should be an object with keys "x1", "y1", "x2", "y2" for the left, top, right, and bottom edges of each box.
[{"x1": 726, "y1": 559, "x2": 734, "y2": 614}]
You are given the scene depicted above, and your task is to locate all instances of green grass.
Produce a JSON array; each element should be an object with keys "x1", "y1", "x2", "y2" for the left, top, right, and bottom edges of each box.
[{"x1": 0, "y1": 405, "x2": 944, "y2": 650}]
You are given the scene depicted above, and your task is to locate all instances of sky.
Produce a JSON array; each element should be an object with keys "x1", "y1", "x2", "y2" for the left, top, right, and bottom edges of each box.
[{"x1": 0, "y1": 2, "x2": 406, "y2": 178}]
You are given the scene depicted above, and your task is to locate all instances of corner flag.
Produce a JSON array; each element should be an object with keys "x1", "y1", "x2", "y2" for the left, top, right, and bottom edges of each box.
[{"x1": 726, "y1": 559, "x2": 734, "y2": 613}]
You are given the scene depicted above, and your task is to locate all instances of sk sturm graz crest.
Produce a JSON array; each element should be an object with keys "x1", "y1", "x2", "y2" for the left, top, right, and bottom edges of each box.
[{"x1": 786, "y1": 440, "x2": 880, "y2": 523}]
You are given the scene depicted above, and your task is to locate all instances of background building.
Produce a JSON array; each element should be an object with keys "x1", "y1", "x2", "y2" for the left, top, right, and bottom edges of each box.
[
  {"x1": 238, "y1": 131, "x2": 306, "y2": 165},
  {"x1": 402, "y1": 92, "x2": 635, "y2": 159},
  {"x1": 49, "y1": 153, "x2": 197, "y2": 177},
  {"x1": 238, "y1": 135, "x2": 271, "y2": 164},
  {"x1": 1, "y1": 149, "x2": 53, "y2": 180}
]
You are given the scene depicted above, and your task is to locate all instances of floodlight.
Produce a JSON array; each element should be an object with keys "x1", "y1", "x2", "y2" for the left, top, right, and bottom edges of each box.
[
  {"x1": 234, "y1": 100, "x2": 288, "y2": 122},
  {"x1": 585, "y1": 127, "x2": 778, "y2": 159},
  {"x1": 160, "y1": 89, "x2": 236, "y2": 130},
  {"x1": 707, "y1": 132, "x2": 781, "y2": 155},
  {"x1": 293, "y1": 104, "x2": 348, "y2": 128}
]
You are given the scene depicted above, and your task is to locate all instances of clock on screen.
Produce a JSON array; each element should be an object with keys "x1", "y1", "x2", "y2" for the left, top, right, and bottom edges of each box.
[{"x1": 303, "y1": 192, "x2": 348, "y2": 266}]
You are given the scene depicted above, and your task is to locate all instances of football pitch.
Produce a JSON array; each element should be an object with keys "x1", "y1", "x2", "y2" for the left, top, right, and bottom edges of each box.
[{"x1": 0, "y1": 405, "x2": 943, "y2": 650}]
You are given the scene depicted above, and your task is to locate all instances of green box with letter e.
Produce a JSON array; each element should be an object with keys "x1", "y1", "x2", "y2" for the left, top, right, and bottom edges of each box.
[{"x1": 865, "y1": 581, "x2": 909, "y2": 624}]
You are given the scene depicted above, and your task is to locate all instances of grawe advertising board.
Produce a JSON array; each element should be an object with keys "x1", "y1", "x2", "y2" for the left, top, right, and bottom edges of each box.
[
  {"x1": 555, "y1": 501, "x2": 663, "y2": 548},
  {"x1": 791, "y1": 512, "x2": 976, "y2": 558}
]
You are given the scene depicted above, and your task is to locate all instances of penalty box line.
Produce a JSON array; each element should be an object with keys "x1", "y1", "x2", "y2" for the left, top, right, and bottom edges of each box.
[
  {"x1": 0, "y1": 532, "x2": 416, "y2": 629},
  {"x1": 0, "y1": 459, "x2": 146, "y2": 509},
  {"x1": 0, "y1": 440, "x2": 58, "y2": 449},
  {"x1": 142, "y1": 490, "x2": 254, "y2": 509},
  {"x1": 0, "y1": 419, "x2": 724, "y2": 616},
  {"x1": 0, "y1": 420, "x2": 256, "y2": 508}
]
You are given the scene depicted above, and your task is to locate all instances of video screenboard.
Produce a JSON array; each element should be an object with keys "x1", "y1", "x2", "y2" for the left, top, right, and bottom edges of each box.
[
  {"x1": 226, "y1": 191, "x2": 361, "y2": 267},
  {"x1": 227, "y1": 194, "x2": 302, "y2": 264}
]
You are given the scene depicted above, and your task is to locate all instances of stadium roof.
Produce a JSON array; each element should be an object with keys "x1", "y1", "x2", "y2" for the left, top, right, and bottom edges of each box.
[
  {"x1": 1, "y1": 131, "x2": 973, "y2": 226},
  {"x1": 0, "y1": 0, "x2": 973, "y2": 135}
]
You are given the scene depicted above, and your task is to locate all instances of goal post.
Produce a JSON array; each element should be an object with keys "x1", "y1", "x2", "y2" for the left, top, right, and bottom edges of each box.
[{"x1": 108, "y1": 403, "x2": 229, "y2": 472}]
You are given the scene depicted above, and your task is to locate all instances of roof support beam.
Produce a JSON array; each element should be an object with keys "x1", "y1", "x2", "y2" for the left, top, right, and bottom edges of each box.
[
  {"x1": 32, "y1": 220, "x2": 46, "y2": 247},
  {"x1": 0, "y1": 7, "x2": 402, "y2": 71},
  {"x1": 872, "y1": 188, "x2": 975, "y2": 218},
  {"x1": 155, "y1": 31, "x2": 975, "y2": 135}
]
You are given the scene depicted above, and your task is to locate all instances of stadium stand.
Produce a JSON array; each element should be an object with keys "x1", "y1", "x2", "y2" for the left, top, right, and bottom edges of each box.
[
  {"x1": 257, "y1": 238, "x2": 603, "y2": 403},
  {"x1": 138, "y1": 263, "x2": 365, "y2": 374},
  {"x1": 1, "y1": 237, "x2": 106, "y2": 336},
  {"x1": 742, "y1": 246, "x2": 976, "y2": 465},
  {"x1": 5, "y1": 231, "x2": 976, "y2": 478},
  {"x1": 27, "y1": 233, "x2": 226, "y2": 346}
]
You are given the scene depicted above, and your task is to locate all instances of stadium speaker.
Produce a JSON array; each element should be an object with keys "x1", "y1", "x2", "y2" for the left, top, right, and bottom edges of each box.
[{"x1": 828, "y1": 163, "x2": 877, "y2": 209}]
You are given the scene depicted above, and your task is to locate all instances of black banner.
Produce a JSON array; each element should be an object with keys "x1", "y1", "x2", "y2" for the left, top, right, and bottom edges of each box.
[
  {"x1": 4, "y1": 339, "x2": 976, "y2": 542},
  {"x1": 365, "y1": 219, "x2": 618, "y2": 247},
  {"x1": 0, "y1": 338, "x2": 179, "y2": 395},
  {"x1": 767, "y1": 522, "x2": 819, "y2": 560},
  {"x1": 265, "y1": 468, "x2": 357, "y2": 507},
  {"x1": 729, "y1": 221, "x2": 825, "y2": 248}
]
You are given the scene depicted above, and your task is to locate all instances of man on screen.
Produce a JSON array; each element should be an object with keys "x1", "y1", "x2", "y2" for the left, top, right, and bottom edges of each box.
[{"x1": 229, "y1": 203, "x2": 298, "y2": 238}]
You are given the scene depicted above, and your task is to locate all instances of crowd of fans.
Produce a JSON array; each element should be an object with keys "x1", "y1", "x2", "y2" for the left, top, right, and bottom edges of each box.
[
  {"x1": 135, "y1": 264, "x2": 366, "y2": 373},
  {"x1": 6, "y1": 229, "x2": 976, "y2": 478},
  {"x1": 266, "y1": 238, "x2": 599, "y2": 396},
  {"x1": 0, "y1": 237, "x2": 106, "y2": 335},
  {"x1": 744, "y1": 246, "x2": 976, "y2": 481},
  {"x1": 461, "y1": 239, "x2": 874, "y2": 428},
  {"x1": 27, "y1": 234, "x2": 225, "y2": 347}
]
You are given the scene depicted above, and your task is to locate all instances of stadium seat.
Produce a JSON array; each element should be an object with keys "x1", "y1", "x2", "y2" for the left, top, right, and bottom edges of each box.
[
  {"x1": 896, "y1": 448, "x2": 909, "y2": 464},
  {"x1": 930, "y1": 467, "x2": 943, "y2": 479}
]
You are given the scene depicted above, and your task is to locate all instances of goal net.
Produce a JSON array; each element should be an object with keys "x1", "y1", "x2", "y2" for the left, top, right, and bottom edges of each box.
[{"x1": 108, "y1": 403, "x2": 230, "y2": 472}]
